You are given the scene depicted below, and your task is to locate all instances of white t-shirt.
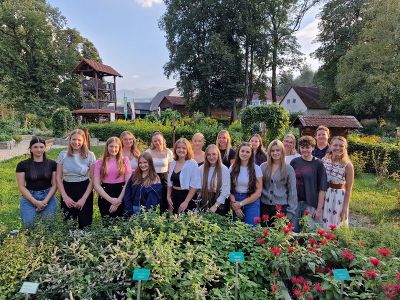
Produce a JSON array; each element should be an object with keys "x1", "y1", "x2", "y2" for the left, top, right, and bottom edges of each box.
[
  {"x1": 285, "y1": 153, "x2": 301, "y2": 164},
  {"x1": 145, "y1": 148, "x2": 173, "y2": 173},
  {"x1": 128, "y1": 157, "x2": 138, "y2": 171},
  {"x1": 199, "y1": 165, "x2": 231, "y2": 204},
  {"x1": 229, "y1": 164, "x2": 262, "y2": 194}
]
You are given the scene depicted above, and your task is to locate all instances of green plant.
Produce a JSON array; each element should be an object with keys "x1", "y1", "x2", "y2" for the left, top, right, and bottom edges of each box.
[
  {"x1": 350, "y1": 151, "x2": 366, "y2": 177},
  {"x1": 11, "y1": 135, "x2": 22, "y2": 144},
  {"x1": 51, "y1": 107, "x2": 73, "y2": 137}
]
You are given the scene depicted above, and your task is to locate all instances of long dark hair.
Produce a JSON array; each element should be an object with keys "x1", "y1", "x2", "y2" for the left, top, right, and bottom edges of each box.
[
  {"x1": 201, "y1": 144, "x2": 223, "y2": 207},
  {"x1": 230, "y1": 142, "x2": 257, "y2": 195},
  {"x1": 131, "y1": 152, "x2": 160, "y2": 187},
  {"x1": 29, "y1": 136, "x2": 50, "y2": 180}
]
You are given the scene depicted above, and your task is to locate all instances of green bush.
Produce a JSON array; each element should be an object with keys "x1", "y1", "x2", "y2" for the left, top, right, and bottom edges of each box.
[
  {"x1": 348, "y1": 137, "x2": 400, "y2": 174},
  {"x1": 51, "y1": 107, "x2": 73, "y2": 137},
  {"x1": 0, "y1": 134, "x2": 13, "y2": 142},
  {"x1": 349, "y1": 151, "x2": 366, "y2": 177},
  {"x1": 0, "y1": 119, "x2": 18, "y2": 135}
]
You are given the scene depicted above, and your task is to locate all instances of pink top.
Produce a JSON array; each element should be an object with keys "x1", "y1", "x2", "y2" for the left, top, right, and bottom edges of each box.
[{"x1": 94, "y1": 157, "x2": 132, "y2": 184}]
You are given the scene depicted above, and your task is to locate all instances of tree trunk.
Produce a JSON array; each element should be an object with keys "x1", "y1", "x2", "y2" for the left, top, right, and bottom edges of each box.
[
  {"x1": 242, "y1": 41, "x2": 249, "y2": 108},
  {"x1": 248, "y1": 45, "x2": 254, "y2": 105},
  {"x1": 271, "y1": 42, "x2": 278, "y2": 103}
]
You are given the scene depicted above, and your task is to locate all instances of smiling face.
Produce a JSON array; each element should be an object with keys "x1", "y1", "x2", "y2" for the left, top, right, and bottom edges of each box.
[
  {"x1": 299, "y1": 144, "x2": 314, "y2": 160},
  {"x1": 152, "y1": 134, "x2": 164, "y2": 151},
  {"x1": 250, "y1": 136, "x2": 260, "y2": 151},
  {"x1": 316, "y1": 129, "x2": 329, "y2": 146},
  {"x1": 107, "y1": 141, "x2": 120, "y2": 158},
  {"x1": 121, "y1": 134, "x2": 134, "y2": 148},
  {"x1": 218, "y1": 133, "x2": 228, "y2": 149},
  {"x1": 138, "y1": 156, "x2": 149, "y2": 173},
  {"x1": 331, "y1": 138, "x2": 346, "y2": 158},
  {"x1": 176, "y1": 142, "x2": 188, "y2": 159},
  {"x1": 192, "y1": 135, "x2": 205, "y2": 151},
  {"x1": 239, "y1": 145, "x2": 252, "y2": 162},
  {"x1": 30, "y1": 142, "x2": 46, "y2": 159},
  {"x1": 206, "y1": 147, "x2": 219, "y2": 166},
  {"x1": 70, "y1": 133, "x2": 84, "y2": 151},
  {"x1": 283, "y1": 136, "x2": 295, "y2": 154},
  {"x1": 270, "y1": 145, "x2": 282, "y2": 161}
]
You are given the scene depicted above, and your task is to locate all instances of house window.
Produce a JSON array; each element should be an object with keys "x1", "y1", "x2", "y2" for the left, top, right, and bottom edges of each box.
[
  {"x1": 293, "y1": 99, "x2": 296, "y2": 103},
  {"x1": 287, "y1": 99, "x2": 290, "y2": 104}
]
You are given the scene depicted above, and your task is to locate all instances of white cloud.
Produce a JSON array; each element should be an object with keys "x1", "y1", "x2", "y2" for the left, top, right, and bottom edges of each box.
[
  {"x1": 135, "y1": 0, "x2": 162, "y2": 8},
  {"x1": 296, "y1": 18, "x2": 321, "y2": 70}
]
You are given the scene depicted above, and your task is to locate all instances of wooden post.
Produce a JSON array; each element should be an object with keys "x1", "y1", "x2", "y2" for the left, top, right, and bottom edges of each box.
[{"x1": 114, "y1": 76, "x2": 117, "y2": 112}]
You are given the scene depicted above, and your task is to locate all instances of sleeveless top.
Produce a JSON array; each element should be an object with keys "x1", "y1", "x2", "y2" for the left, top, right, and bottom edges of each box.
[{"x1": 322, "y1": 158, "x2": 346, "y2": 186}]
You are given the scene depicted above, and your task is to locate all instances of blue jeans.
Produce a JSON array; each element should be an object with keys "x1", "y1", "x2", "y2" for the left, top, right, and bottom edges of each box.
[
  {"x1": 233, "y1": 192, "x2": 260, "y2": 227},
  {"x1": 293, "y1": 201, "x2": 322, "y2": 233},
  {"x1": 20, "y1": 188, "x2": 58, "y2": 227}
]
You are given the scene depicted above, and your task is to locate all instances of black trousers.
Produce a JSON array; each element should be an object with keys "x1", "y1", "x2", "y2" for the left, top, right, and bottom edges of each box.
[
  {"x1": 98, "y1": 182, "x2": 125, "y2": 219},
  {"x1": 172, "y1": 188, "x2": 195, "y2": 214},
  {"x1": 260, "y1": 202, "x2": 288, "y2": 227},
  {"x1": 158, "y1": 172, "x2": 168, "y2": 213},
  {"x1": 61, "y1": 179, "x2": 93, "y2": 229}
]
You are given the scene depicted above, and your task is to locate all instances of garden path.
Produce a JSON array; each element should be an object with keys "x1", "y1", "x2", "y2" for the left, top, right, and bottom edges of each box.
[{"x1": 0, "y1": 135, "x2": 64, "y2": 162}]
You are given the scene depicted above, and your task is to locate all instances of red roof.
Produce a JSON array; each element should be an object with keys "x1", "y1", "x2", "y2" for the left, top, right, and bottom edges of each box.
[
  {"x1": 293, "y1": 115, "x2": 362, "y2": 129},
  {"x1": 72, "y1": 108, "x2": 123, "y2": 115},
  {"x1": 73, "y1": 59, "x2": 122, "y2": 77},
  {"x1": 162, "y1": 96, "x2": 187, "y2": 106}
]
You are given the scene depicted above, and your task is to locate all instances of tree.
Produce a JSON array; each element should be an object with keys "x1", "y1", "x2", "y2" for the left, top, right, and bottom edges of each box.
[
  {"x1": 313, "y1": 0, "x2": 369, "y2": 104},
  {"x1": 276, "y1": 64, "x2": 316, "y2": 96},
  {"x1": 335, "y1": 0, "x2": 400, "y2": 119},
  {"x1": 0, "y1": 0, "x2": 101, "y2": 117}
]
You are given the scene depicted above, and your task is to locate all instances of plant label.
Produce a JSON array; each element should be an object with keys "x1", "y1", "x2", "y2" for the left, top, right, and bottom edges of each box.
[
  {"x1": 333, "y1": 269, "x2": 351, "y2": 281},
  {"x1": 19, "y1": 282, "x2": 39, "y2": 294},
  {"x1": 229, "y1": 252, "x2": 244, "y2": 263},
  {"x1": 133, "y1": 268, "x2": 150, "y2": 281}
]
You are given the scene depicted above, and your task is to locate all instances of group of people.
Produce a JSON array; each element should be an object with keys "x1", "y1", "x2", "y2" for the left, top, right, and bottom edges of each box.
[{"x1": 16, "y1": 126, "x2": 354, "y2": 232}]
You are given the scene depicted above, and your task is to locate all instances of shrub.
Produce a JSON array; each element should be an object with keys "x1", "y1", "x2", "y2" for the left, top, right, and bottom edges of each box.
[
  {"x1": 350, "y1": 152, "x2": 366, "y2": 177},
  {"x1": 0, "y1": 134, "x2": 13, "y2": 142},
  {"x1": 51, "y1": 107, "x2": 73, "y2": 137},
  {"x1": 0, "y1": 119, "x2": 18, "y2": 135}
]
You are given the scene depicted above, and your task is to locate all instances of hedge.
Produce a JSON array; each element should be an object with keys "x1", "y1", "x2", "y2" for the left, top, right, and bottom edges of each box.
[{"x1": 348, "y1": 139, "x2": 400, "y2": 174}]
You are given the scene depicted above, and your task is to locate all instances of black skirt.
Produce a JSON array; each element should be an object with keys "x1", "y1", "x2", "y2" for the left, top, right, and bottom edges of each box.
[
  {"x1": 172, "y1": 188, "x2": 195, "y2": 214},
  {"x1": 98, "y1": 182, "x2": 125, "y2": 219},
  {"x1": 61, "y1": 179, "x2": 93, "y2": 229},
  {"x1": 157, "y1": 172, "x2": 168, "y2": 214}
]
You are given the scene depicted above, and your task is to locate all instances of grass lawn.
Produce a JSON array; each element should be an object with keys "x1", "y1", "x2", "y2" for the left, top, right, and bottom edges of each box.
[{"x1": 1, "y1": 147, "x2": 399, "y2": 237}]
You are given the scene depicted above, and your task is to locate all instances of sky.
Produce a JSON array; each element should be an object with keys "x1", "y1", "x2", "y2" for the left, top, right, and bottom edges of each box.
[{"x1": 48, "y1": 0, "x2": 322, "y2": 95}]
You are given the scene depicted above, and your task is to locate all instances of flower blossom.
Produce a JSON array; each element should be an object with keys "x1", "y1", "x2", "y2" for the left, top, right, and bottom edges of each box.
[
  {"x1": 377, "y1": 248, "x2": 392, "y2": 257},
  {"x1": 364, "y1": 269, "x2": 378, "y2": 279},
  {"x1": 271, "y1": 247, "x2": 281, "y2": 256}
]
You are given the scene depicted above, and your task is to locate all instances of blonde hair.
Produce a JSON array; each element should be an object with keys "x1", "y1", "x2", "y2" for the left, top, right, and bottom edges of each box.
[
  {"x1": 67, "y1": 129, "x2": 89, "y2": 158},
  {"x1": 324, "y1": 136, "x2": 350, "y2": 165},
  {"x1": 283, "y1": 133, "x2": 297, "y2": 155},
  {"x1": 120, "y1": 131, "x2": 140, "y2": 158},
  {"x1": 192, "y1": 132, "x2": 205, "y2": 146},
  {"x1": 315, "y1": 125, "x2": 330, "y2": 137},
  {"x1": 200, "y1": 144, "x2": 223, "y2": 208},
  {"x1": 100, "y1": 137, "x2": 125, "y2": 179},
  {"x1": 216, "y1": 130, "x2": 232, "y2": 161},
  {"x1": 173, "y1": 138, "x2": 194, "y2": 160},
  {"x1": 263, "y1": 140, "x2": 287, "y2": 183},
  {"x1": 150, "y1": 131, "x2": 167, "y2": 151}
]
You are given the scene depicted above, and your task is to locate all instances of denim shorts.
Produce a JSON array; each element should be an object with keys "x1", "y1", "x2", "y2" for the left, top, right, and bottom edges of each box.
[
  {"x1": 20, "y1": 187, "x2": 58, "y2": 227},
  {"x1": 233, "y1": 192, "x2": 260, "y2": 227}
]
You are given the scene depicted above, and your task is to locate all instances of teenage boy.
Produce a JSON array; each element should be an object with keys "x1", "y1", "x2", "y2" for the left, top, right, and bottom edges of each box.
[
  {"x1": 312, "y1": 125, "x2": 330, "y2": 159},
  {"x1": 290, "y1": 135, "x2": 327, "y2": 232}
]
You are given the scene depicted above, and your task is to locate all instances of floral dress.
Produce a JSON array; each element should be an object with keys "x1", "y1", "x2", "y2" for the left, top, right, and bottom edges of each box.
[{"x1": 322, "y1": 158, "x2": 348, "y2": 228}]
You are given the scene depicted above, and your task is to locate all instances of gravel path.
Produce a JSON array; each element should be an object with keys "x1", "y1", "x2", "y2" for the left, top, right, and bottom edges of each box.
[{"x1": 0, "y1": 136, "x2": 65, "y2": 162}]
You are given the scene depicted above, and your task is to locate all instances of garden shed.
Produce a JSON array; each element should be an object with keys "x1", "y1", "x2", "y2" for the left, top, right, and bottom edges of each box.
[{"x1": 292, "y1": 115, "x2": 362, "y2": 139}]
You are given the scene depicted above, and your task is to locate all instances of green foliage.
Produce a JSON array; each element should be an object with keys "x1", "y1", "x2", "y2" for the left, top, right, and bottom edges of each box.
[
  {"x1": 51, "y1": 107, "x2": 73, "y2": 137},
  {"x1": 144, "y1": 113, "x2": 160, "y2": 123},
  {"x1": 348, "y1": 136, "x2": 400, "y2": 174},
  {"x1": 349, "y1": 151, "x2": 366, "y2": 177},
  {"x1": 160, "y1": 108, "x2": 181, "y2": 125},
  {"x1": 0, "y1": 134, "x2": 13, "y2": 142},
  {"x1": 240, "y1": 104, "x2": 289, "y2": 143}
]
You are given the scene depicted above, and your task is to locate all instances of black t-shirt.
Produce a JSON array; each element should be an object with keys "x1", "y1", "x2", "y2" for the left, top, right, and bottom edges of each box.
[
  {"x1": 16, "y1": 159, "x2": 57, "y2": 191},
  {"x1": 220, "y1": 148, "x2": 236, "y2": 168}
]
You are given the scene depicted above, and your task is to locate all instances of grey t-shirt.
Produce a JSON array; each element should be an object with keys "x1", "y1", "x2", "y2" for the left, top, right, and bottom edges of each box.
[
  {"x1": 290, "y1": 156, "x2": 328, "y2": 208},
  {"x1": 57, "y1": 150, "x2": 96, "y2": 182}
]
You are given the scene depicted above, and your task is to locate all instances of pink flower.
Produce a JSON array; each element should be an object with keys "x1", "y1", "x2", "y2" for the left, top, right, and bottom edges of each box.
[
  {"x1": 276, "y1": 212, "x2": 285, "y2": 218},
  {"x1": 369, "y1": 257, "x2": 381, "y2": 267},
  {"x1": 271, "y1": 247, "x2": 281, "y2": 256},
  {"x1": 262, "y1": 214, "x2": 270, "y2": 221},
  {"x1": 364, "y1": 269, "x2": 378, "y2": 279},
  {"x1": 304, "y1": 210, "x2": 311, "y2": 216},
  {"x1": 254, "y1": 217, "x2": 261, "y2": 223},
  {"x1": 287, "y1": 222, "x2": 294, "y2": 228},
  {"x1": 262, "y1": 229, "x2": 269, "y2": 236},
  {"x1": 396, "y1": 273, "x2": 400, "y2": 281},
  {"x1": 303, "y1": 284, "x2": 311, "y2": 292},
  {"x1": 275, "y1": 205, "x2": 283, "y2": 211},
  {"x1": 377, "y1": 248, "x2": 392, "y2": 257},
  {"x1": 314, "y1": 283, "x2": 324, "y2": 293},
  {"x1": 341, "y1": 249, "x2": 355, "y2": 262},
  {"x1": 257, "y1": 238, "x2": 265, "y2": 245},
  {"x1": 329, "y1": 224, "x2": 337, "y2": 230}
]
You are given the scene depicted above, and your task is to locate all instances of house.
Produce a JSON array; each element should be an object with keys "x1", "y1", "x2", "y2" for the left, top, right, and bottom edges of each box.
[
  {"x1": 251, "y1": 90, "x2": 283, "y2": 106},
  {"x1": 149, "y1": 88, "x2": 180, "y2": 113},
  {"x1": 159, "y1": 95, "x2": 188, "y2": 115},
  {"x1": 279, "y1": 86, "x2": 329, "y2": 115},
  {"x1": 72, "y1": 58, "x2": 123, "y2": 123},
  {"x1": 134, "y1": 101, "x2": 152, "y2": 118},
  {"x1": 292, "y1": 115, "x2": 363, "y2": 139}
]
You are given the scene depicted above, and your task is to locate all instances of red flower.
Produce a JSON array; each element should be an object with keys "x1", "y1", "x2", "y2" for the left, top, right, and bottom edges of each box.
[
  {"x1": 288, "y1": 246, "x2": 295, "y2": 253},
  {"x1": 317, "y1": 228, "x2": 326, "y2": 236},
  {"x1": 293, "y1": 288, "x2": 303, "y2": 298},
  {"x1": 276, "y1": 212, "x2": 285, "y2": 218},
  {"x1": 309, "y1": 238, "x2": 318, "y2": 245},
  {"x1": 326, "y1": 267, "x2": 333, "y2": 275},
  {"x1": 324, "y1": 233, "x2": 335, "y2": 240},
  {"x1": 271, "y1": 247, "x2": 281, "y2": 256},
  {"x1": 287, "y1": 222, "x2": 294, "y2": 228},
  {"x1": 383, "y1": 283, "x2": 400, "y2": 299},
  {"x1": 254, "y1": 217, "x2": 261, "y2": 223},
  {"x1": 283, "y1": 226, "x2": 292, "y2": 234},
  {"x1": 341, "y1": 249, "x2": 355, "y2": 262},
  {"x1": 262, "y1": 229, "x2": 269, "y2": 236},
  {"x1": 275, "y1": 205, "x2": 283, "y2": 211},
  {"x1": 329, "y1": 224, "x2": 337, "y2": 230},
  {"x1": 369, "y1": 257, "x2": 381, "y2": 267},
  {"x1": 364, "y1": 269, "x2": 378, "y2": 279},
  {"x1": 303, "y1": 284, "x2": 311, "y2": 292},
  {"x1": 316, "y1": 267, "x2": 324, "y2": 273},
  {"x1": 304, "y1": 209, "x2": 311, "y2": 216},
  {"x1": 377, "y1": 248, "x2": 392, "y2": 257},
  {"x1": 307, "y1": 247, "x2": 314, "y2": 253},
  {"x1": 257, "y1": 237, "x2": 265, "y2": 245},
  {"x1": 314, "y1": 283, "x2": 324, "y2": 293},
  {"x1": 319, "y1": 238, "x2": 328, "y2": 245},
  {"x1": 262, "y1": 214, "x2": 270, "y2": 221},
  {"x1": 271, "y1": 284, "x2": 280, "y2": 293},
  {"x1": 396, "y1": 273, "x2": 400, "y2": 281}
]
